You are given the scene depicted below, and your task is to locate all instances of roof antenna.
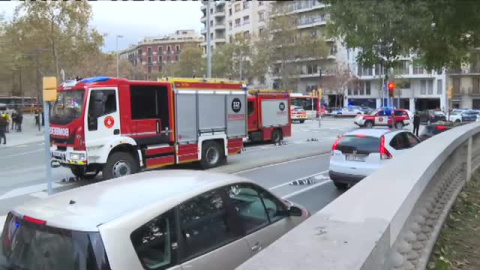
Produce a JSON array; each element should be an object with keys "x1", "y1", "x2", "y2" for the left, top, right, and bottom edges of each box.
[{"x1": 69, "y1": 200, "x2": 76, "y2": 205}]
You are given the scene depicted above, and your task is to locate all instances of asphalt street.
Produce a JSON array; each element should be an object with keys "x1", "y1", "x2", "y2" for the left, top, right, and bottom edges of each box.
[{"x1": 0, "y1": 117, "x2": 420, "y2": 217}]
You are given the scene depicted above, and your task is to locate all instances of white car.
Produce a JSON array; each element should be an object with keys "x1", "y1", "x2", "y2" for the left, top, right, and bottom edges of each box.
[
  {"x1": 0, "y1": 170, "x2": 308, "y2": 270},
  {"x1": 329, "y1": 128, "x2": 420, "y2": 189},
  {"x1": 334, "y1": 106, "x2": 364, "y2": 117},
  {"x1": 449, "y1": 110, "x2": 478, "y2": 123}
]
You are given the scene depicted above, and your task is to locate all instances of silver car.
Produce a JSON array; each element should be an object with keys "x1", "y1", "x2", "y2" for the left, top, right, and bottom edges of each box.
[{"x1": 0, "y1": 170, "x2": 308, "y2": 270}]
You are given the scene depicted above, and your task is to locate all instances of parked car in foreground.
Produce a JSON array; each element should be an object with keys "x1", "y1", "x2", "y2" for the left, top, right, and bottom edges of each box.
[
  {"x1": 0, "y1": 170, "x2": 308, "y2": 270},
  {"x1": 418, "y1": 110, "x2": 447, "y2": 124},
  {"x1": 419, "y1": 121, "x2": 465, "y2": 141},
  {"x1": 329, "y1": 128, "x2": 420, "y2": 189},
  {"x1": 354, "y1": 109, "x2": 411, "y2": 129}
]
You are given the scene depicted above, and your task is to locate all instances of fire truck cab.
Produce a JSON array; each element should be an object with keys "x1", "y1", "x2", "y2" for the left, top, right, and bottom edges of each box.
[
  {"x1": 50, "y1": 77, "x2": 247, "y2": 180},
  {"x1": 247, "y1": 90, "x2": 291, "y2": 143}
]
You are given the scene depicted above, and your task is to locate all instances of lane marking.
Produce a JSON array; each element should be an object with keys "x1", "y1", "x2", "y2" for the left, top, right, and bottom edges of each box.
[
  {"x1": 282, "y1": 179, "x2": 333, "y2": 199},
  {"x1": 233, "y1": 153, "x2": 330, "y2": 175},
  {"x1": 268, "y1": 170, "x2": 328, "y2": 190},
  {"x1": 0, "y1": 182, "x2": 66, "y2": 201}
]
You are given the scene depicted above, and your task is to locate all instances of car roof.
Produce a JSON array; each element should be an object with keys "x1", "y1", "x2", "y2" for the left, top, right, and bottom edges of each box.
[
  {"x1": 343, "y1": 128, "x2": 405, "y2": 138},
  {"x1": 12, "y1": 170, "x2": 254, "y2": 231}
]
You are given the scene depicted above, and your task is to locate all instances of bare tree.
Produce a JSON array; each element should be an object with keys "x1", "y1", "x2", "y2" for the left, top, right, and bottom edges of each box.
[{"x1": 322, "y1": 64, "x2": 357, "y2": 108}]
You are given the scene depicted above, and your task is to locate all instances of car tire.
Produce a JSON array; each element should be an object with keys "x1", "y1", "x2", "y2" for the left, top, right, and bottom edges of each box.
[
  {"x1": 299, "y1": 120, "x2": 305, "y2": 124},
  {"x1": 271, "y1": 129, "x2": 283, "y2": 144},
  {"x1": 333, "y1": 182, "x2": 348, "y2": 190},
  {"x1": 365, "y1": 121, "x2": 374, "y2": 128},
  {"x1": 200, "y1": 141, "x2": 225, "y2": 169},
  {"x1": 455, "y1": 119, "x2": 461, "y2": 123},
  {"x1": 102, "y1": 152, "x2": 139, "y2": 180},
  {"x1": 395, "y1": 122, "x2": 404, "y2": 129},
  {"x1": 70, "y1": 166, "x2": 98, "y2": 180}
]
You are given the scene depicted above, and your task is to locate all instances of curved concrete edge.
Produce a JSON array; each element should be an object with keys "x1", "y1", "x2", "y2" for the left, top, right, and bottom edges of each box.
[
  {"x1": 210, "y1": 146, "x2": 331, "y2": 174},
  {"x1": 237, "y1": 122, "x2": 480, "y2": 270}
]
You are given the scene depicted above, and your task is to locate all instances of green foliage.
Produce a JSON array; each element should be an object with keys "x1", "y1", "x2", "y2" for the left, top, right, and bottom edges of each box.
[
  {"x1": 325, "y1": 0, "x2": 480, "y2": 70},
  {"x1": 173, "y1": 45, "x2": 205, "y2": 78}
]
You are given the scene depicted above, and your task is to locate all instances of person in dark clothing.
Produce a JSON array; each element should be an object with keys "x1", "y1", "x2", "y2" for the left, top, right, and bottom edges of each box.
[
  {"x1": 34, "y1": 110, "x2": 40, "y2": 131},
  {"x1": 413, "y1": 112, "x2": 421, "y2": 136},
  {"x1": 16, "y1": 113, "x2": 23, "y2": 132},
  {"x1": 0, "y1": 114, "x2": 7, "y2": 145}
]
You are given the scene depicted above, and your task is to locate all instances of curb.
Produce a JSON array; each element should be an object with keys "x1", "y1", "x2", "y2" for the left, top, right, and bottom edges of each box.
[{"x1": 211, "y1": 149, "x2": 331, "y2": 174}]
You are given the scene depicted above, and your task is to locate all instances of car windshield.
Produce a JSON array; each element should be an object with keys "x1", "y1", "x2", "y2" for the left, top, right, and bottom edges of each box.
[
  {"x1": 369, "y1": 110, "x2": 380, "y2": 115},
  {"x1": 336, "y1": 135, "x2": 381, "y2": 154},
  {"x1": 0, "y1": 213, "x2": 110, "y2": 270},
  {"x1": 452, "y1": 110, "x2": 463, "y2": 115},
  {"x1": 50, "y1": 90, "x2": 85, "y2": 125}
]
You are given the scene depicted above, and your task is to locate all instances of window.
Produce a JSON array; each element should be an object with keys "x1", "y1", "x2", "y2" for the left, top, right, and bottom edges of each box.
[
  {"x1": 130, "y1": 85, "x2": 170, "y2": 121},
  {"x1": 348, "y1": 86, "x2": 352, "y2": 96},
  {"x1": 174, "y1": 54, "x2": 179, "y2": 61},
  {"x1": 178, "y1": 190, "x2": 240, "y2": 260},
  {"x1": 420, "y1": 80, "x2": 427, "y2": 95},
  {"x1": 366, "y1": 81, "x2": 371, "y2": 95},
  {"x1": 353, "y1": 85, "x2": 359, "y2": 95},
  {"x1": 405, "y1": 132, "x2": 420, "y2": 147},
  {"x1": 375, "y1": 63, "x2": 385, "y2": 75},
  {"x1": 337, "y1": 135, "x2": 381, "y2": 154},
  {"x1": 235, "y1": 18, "x2": 241, "y2": 27},
  {"x1": 359, "y1": 82, "x2": 365, "y2": 95},
  {"x1": 175, "y1": 45, "x2": 180, "y2": 52},
  {"x1": 167, "y1": 55, "x2": 171, "y2": 62},
  {"x1": 88, "y1": 90, "x2": 117, "y2": 131},
  {"x1": 148, "y1": 56, "x2": 152, "y2": 64},
  {"x1": 473, "y1": 78, "x2": 480, "y2": 94},
  {"x1": 158, "y1": 46, "x2": 163, "y2": 53},
  {"x1": 244, "y1": 31, "x2": 250, "y2": 37},
  {"x1": 437, "y1": 79, "x2": 443, "y2": 94},
  {"x1": 229, "y1": 8, "x2": 232, "y2": 15},
  {"x1": 235, "y1": 3, "x2": 241, "y2": 12},
  {"x1": 428, "y1": 80, "x2": 433, "y2": 94},
  {"x1": 259, "y1": 76, "x2": 265, "y2": 84},
  {"x1": 244, "y1": 16, "x2": 250, "y2": 24},
  {"x1": 147, "y1": 47, "x2": 152, "y2": 55},
  {"x1": 229, "y1": 21, "x2": 232, "y2": 29},
  {"x1": 148, "y1": 66, "x2": 152, "y2": 73},
  {"x1": 248, "y1": 100, "x2": 255, "y2": 116},
  {"x1": 131, "y1": 210, "x2": 177, "y2": 270},
  {"x1": 389, "y1": 133, "x2": 411, "y2": 150},
  {"x1": 259, "y1": 1, "x2": 264, "y2": 6},
  {"x1": 243, "y1": 1, "x2": 249, "y2": 9},
  {"x1": 158, "y1": 55, "x2": 163, "y2": 62},
  {"x1": 167, "y1": 46, "x2": 171, "y2": 53},
  {"x1": 258, "y1": 27, "x2": 264, "y2": 35},
  {"x1": 259, "y1": 11, "x2": 265, "y2": 22}
]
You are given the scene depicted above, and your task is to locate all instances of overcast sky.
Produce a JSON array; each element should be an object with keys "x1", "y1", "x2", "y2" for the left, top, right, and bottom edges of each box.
[{"x1": 1, "y1": 1, "x2": 203, "y2": 52}]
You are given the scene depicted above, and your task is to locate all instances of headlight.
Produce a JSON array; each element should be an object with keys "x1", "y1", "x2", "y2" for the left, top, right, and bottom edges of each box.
[{"x1": 69, "y1": 153, "x2": 86, "y2": 161}]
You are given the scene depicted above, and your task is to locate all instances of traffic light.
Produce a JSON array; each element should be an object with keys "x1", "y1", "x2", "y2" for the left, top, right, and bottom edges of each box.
[{"x1": 387, "y1": 81, "x2": 396, "y2": 97}]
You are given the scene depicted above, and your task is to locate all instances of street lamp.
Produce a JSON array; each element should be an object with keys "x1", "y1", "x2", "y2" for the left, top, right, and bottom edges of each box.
[{"x1": 116, "y1": 35, "x2": 124, "y2": 78}]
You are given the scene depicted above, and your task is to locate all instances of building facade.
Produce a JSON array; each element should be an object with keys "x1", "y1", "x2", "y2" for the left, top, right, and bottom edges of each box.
[
  {"x1": 448, "y1": 58, "x2": 480, "y2": 109},
  {"x1": 119, "y1": 30, "x2": 203, "y2": 78},
  {"x1": 350, "y1": 57, "x2": 448, "y2": 111}
]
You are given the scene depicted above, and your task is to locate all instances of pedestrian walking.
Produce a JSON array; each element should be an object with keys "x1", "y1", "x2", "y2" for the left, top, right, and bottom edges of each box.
[
  {"x1": 0, "y1": 113, "x2": 7, "y2": 145},
  {"x1": 413, "y1": 112, "x2": 421, "y2": 137},
  {"x1": 34, "y1": 110, "x2": 40, "y2": 131},
  {"x1": 11, "y1": 111, "x2": 17, "y2": 131},
  {"x1": 16, "y1": 112, "x2": 23, "y2": 132}
]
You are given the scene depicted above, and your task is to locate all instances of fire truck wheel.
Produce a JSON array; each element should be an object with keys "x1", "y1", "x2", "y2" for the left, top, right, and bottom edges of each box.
[
  {"x1": 271, "y1": 129, "x2": 283, "y2": 144},
  {"x1": 103, "y1": 152, "x2": 139, "y2": 180},
  {"x1": 200, "y1": 141, "x2": 225, "y2": 169}
]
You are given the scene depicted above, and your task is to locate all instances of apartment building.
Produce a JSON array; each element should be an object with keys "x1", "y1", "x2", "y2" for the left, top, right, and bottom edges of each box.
[
  {"x1": 448, "y1": 58, "x2": 480, "y2": 109},
  {"x1": 119, "y1": 30, "x2": 203, "y2": 78},
  {"x1": 350, "y1": 57, "x2": 448, "y2": 111},
  {"x1": 269, "y1": 0, "x2": 349, "y2": 101},
  {"x1": 200, "y1": 1, "x2": 227, "y2": 52}
]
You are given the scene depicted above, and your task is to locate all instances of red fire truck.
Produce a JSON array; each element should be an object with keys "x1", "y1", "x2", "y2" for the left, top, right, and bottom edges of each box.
[
  {"x1": 50, "y1": 77, "x2": 247, "y2": 180},
  {"x1": 247, "y1": 90, "x2": 291, "y2": 143}
]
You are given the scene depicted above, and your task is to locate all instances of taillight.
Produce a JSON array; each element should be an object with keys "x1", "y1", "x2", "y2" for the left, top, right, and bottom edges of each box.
[
  {"x1": 380, "y1": 135, "x2": 392, "y2": 159},
  {"x1": 437, "y1": 125, "x2": 447, "y2": 130},
  {"x1": 332, "y1": 135, "x2": 344, "y2": 151},
  {"x1": 24, "y1": 215, "x2": 47, "y2": 225}
]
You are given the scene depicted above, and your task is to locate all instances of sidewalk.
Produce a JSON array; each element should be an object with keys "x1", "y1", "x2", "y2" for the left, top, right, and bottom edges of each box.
[{"x1": 0, "y1": 114, "x2": 45, "y2": 148}]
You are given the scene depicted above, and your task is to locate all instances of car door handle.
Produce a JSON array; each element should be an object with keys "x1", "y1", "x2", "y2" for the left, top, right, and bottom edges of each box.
[{"x1": 251, "y1": 242, "x2": 262, "y2": 252}]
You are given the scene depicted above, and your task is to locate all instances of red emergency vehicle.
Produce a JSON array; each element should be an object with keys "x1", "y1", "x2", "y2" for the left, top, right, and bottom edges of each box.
[
  {"x1": 247, "y1": 90, "x2": 291, "y2": 143},
  {"x1": 50, "y1": 77, "x2": 247, "y2": 180},
  {"x1": 354, "y1": 109, "x2": 411, "y2": 129},
  {"x1": 290, "y1": 94, "x2": 326, "y2": 118}
]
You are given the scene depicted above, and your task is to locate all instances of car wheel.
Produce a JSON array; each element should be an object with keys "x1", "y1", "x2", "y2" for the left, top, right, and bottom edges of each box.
[
  {"x1": 200, "y1": 141, "x2": 225, "y2": 169},
  {"x1": 365, "y1": 121, "x2": 374, "y2": 128},
  {"x1": 333, "y1": 182, "x2": 348, "y2": 190},
  {"x1": 271, "y1": 129, "x2": 283, "y2": 144},
  {"x1": 455, "y1": 119, "x2": 461, "y2": 123},
  {"x1": 102, "y1": 152, "x2": 139, "y2": 180},
  {"x1": 299, "y1": 120, "x2": 305, "y2": 124},
  {"x1": 395, "y1": 122, "x2": 404, "y2": 129}
]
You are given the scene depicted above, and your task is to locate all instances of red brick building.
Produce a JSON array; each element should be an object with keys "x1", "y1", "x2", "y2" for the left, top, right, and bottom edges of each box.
[{"x1": 119, "y1": 30, "x2": 203, "y2": 77}]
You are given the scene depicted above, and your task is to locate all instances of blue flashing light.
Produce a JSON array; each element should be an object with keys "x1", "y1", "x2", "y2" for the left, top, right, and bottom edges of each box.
[
  {"x1": 15, "y1": 221, "x2": 20, "y2": 228},
  {"x1": 80, "y1": 77, "x2": 111, "y2": 83}
]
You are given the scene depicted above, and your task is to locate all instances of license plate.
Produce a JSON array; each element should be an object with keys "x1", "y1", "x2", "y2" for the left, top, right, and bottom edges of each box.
[
  {"x1": 52, "y1": 151, "x2": 65, "y2": 160},
  {"x1": 346, "y1": 155, "x2": 366, "y2": 162}
]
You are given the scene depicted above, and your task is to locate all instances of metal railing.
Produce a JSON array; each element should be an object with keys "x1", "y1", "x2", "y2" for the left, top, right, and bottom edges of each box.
[{"x1": 238, "y1": 122, "x2": 480, "y2": 270}]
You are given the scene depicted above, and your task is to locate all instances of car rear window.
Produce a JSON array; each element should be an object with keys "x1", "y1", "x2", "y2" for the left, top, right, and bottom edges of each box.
[
  {"x1": 337, "y1": 135, "x2": 381, "y2": 154},
  {"x1": 433, "y1": 111, "x2": 445, "y2": 116},
  {"x1": 0, "y1": 213, "x2": 110, "y2": 270}
]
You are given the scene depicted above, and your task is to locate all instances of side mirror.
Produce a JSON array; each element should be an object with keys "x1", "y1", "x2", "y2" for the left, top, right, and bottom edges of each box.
[{"x1": 288, "y1": 206, "x2": 303, "y2": 217}]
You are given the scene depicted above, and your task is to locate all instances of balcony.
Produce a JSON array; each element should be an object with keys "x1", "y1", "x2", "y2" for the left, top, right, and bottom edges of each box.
[
  {"x1": 296, "y1": 17, "x2": 327, "y2": 29},
  {"x1": 201, "y1": 28, "x2": 206, "y2": 34},
  {"x1": 201, "y1": 16, "x2": 206, "y2": 23},
  {"x1": 214, "y1": 23, "x2": 226, "y2": 30},
  {"x1": 272, "y1": 2, "x2": 327, "y2": 17},
  {"x1": 201, "y1": 4, "x2": 206, "y2": 11},
  {"x1": 214, "y1": 9, "x2": 226, "y2": 18}
]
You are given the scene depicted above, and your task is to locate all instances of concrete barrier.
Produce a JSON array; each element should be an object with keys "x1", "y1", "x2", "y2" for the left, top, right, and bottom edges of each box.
[{"x1": 238, "y1": 122, "x2": 480, "y2": 270}]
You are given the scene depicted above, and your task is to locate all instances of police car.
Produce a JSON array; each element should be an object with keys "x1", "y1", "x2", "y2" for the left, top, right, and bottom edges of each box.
[{"x1": 354, "y1": 109, "x2": 411, "y2": 129}]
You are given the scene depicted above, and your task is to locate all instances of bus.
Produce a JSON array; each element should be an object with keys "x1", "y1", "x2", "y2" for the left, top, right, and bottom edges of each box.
[
  {"x1": 0, "y1": 96, "x2": 40, "y2": 113},
  {"x1": 290, "y1": 93, "x2": 325, "y2": 119}
]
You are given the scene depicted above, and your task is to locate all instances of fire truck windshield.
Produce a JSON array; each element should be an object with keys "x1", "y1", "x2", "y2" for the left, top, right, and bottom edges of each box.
[{"x1": 51, "y1": 90, "x2": 85, "y2": 125}]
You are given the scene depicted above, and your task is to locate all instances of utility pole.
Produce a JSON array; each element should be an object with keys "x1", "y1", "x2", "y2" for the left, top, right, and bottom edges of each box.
[
  {"x1": 206, "y1": 1, "x2": 212, "y2": 78},
  {"x1": 35, "y1": 48, "x2": 41, "y2": 104},
  {"x1": 116, "y1": 35, "x2": 124, "y2": 78}
]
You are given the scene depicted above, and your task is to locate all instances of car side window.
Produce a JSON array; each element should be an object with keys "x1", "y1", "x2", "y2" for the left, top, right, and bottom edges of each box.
[
  {"x1": 390, "y1": 133, "x2": 408, "y2": 150},
  {"x1": 257, "y1": 187, "x2": 288, "y2": 223},
  {"x1": 377, "y1": 110, "x2": 386, "y2": 116},
  {"x1": 178, "y1": 190, "x2": 239, "y2": 261},
  {"x1": 405, "y1": 132, "x2": 420, "y2": 148},
  {"x1": 131, "y1": 209, "x2": 177, "y2": 270},
  {"x1": 224, "y1": 184, "x2": 270, "y2": 234}
]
